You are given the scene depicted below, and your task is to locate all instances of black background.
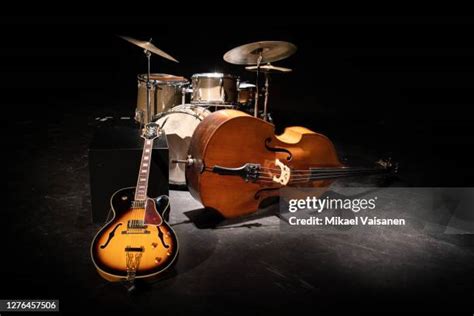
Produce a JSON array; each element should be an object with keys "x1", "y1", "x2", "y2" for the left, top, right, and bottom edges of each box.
[
  {"x1": 3, "y1": 16, "x2": 474, "y2": 185},
  {"x1": 2, "y1": 16, "x2": 474, "y2": 314}
]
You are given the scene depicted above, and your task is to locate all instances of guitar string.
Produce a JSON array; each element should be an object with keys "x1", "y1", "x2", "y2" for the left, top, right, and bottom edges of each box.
[
  {"x1": 140, "y1": 135, "x2": 156, "y2": 261},
  {"x1": 132, "y1": 130, "x2": 151, "y2": 268},
  {"x1": 131, "y1": 135, "x2": 145, "y2": 259}
]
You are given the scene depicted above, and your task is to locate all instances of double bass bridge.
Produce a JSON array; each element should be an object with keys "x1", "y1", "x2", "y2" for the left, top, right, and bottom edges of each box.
[{"x1": 272, "y1": 159, "x2": 291, "y2": 185}]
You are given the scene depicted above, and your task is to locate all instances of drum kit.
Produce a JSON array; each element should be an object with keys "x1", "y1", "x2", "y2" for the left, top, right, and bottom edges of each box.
[{"x1": 121, "y1": 36, "x2": 297, "y2": 186}]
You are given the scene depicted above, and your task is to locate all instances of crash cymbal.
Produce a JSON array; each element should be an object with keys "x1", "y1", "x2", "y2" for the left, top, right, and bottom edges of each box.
[
  {"x1": 223, "y1": 41, "x2": 297, "y2": 65},
  {"x1": 120, "y1": 36, "x2": 179, "y2": 63},
  {"x1": 245, "y1": 63, "x2": 292, "y2": 73}
]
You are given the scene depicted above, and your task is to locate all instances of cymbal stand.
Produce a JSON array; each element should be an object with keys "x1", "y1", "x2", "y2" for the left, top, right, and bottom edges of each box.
[
  {"x1": 263, "y1": 72, "x2": 270, "y2": 121},
  {"x1": 254, "y1": 51, "x2": 263, "y2": 118},
  {"x1": 144, "y1": 48, "x2": 152, "y2": 124},
  {"x1": 181, "y1": 86, "x2": 186, "y2": 105},
  {"x1": 134, "y1": 47, "x2": 151, "y2": 129}
]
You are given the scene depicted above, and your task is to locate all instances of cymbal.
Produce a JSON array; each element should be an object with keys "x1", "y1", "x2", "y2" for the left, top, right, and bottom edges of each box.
[
  {"x1": 120, "y1": 36, "x2": 179, "y2": 63},
  {"x1": 223, "y1": 41, "x2": 297, "y2": 65},
  {"x1": 245, "y1": 63, "x2": 292, "y2": 74}
]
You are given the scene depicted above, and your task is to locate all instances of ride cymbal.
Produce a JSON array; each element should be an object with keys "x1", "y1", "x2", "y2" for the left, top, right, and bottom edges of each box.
[{"x1": 223, "y1": 41, "x2": 297, "y2": 65}]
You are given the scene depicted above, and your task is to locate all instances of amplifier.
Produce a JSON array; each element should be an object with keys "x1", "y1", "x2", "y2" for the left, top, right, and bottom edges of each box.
[{"x1": 89, "y1": 121, "x2": 169, "y2": 223}]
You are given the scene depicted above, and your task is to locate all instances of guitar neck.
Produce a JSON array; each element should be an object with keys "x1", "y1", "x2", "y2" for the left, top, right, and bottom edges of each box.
[{"x1": 134, "y1": 137, "x2": 154, "y2": 201}]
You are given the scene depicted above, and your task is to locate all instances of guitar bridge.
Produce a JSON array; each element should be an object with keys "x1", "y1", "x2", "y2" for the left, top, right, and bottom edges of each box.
[{"x1": 125, "y1": 246, "x2": 144, "y2": 252}]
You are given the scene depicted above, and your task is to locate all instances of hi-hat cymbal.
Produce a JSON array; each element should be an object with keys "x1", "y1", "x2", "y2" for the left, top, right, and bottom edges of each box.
[
  {"x1": 223, "y1": 41, "x2": 297, "y2": 65},
  {"x1": 120, "y1": 36, "x2": 179, "y2": 63},
  {"x1": 245, "y1": 63, "x2": 292, "y2": 74}
]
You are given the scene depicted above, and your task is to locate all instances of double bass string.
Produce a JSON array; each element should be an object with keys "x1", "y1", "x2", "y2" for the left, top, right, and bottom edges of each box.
[{"x1": 245, "y1": 170, "x2": 372, "y2": 184}]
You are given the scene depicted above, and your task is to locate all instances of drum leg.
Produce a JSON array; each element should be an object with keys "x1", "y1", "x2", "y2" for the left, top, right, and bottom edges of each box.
[{"x1": 135, "y1": 109, "x2": 144, "y2": 125}]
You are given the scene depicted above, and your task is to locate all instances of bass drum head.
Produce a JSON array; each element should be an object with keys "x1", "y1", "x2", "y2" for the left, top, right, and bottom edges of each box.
[{"x1": 155, "y1": 104, "x2": 211, "y2": 186}]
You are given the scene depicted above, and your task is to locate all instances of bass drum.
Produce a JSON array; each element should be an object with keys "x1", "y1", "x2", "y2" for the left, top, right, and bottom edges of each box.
[{"x1": 155, "y1": 104, "x2": 211, "y2": 186}]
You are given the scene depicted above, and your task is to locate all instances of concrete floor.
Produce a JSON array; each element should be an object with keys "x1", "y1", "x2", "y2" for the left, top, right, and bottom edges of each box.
[{"x1": 4, "y1": 105, "x2": 474, "y2": 314}]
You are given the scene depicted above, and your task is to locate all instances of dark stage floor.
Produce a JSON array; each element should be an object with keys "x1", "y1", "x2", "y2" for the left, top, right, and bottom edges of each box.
[{"x1": 4, "y1": 103, "x2": 473, "y2": 315}]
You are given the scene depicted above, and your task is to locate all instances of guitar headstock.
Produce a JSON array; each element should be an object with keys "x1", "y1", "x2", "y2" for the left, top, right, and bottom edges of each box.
[{"x1": 142, "y1": 122, "x2": 161, "y2": 140}]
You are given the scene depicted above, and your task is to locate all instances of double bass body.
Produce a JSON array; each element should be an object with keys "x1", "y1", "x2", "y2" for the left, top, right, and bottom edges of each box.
[{"x1": 186, "y1": 110, "x2": 344, "y2": 218}]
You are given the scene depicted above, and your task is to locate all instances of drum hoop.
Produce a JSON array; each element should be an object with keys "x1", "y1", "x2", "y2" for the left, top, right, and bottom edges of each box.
[
  {"x1": 191, "y1": 73, "x2": 238, "y2": 80},
  {"x1": 137, "y1": 74, "x2": 189, "y2": 86},
  {"x1": 138, "y1": 80, "x2": 189, "y2": 87},
  {"x1": 153, "y1": 108, "x2": 210, "y2": 122},
  {"x1": 190, "y1": 101, "x2": 236, "y2": 107},
  {"x1": 238, "y1": 83, "x2": 257, "y2": 89}
]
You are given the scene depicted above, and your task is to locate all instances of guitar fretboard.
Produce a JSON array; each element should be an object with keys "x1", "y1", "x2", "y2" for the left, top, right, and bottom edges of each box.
[{"x1": 134, "y1": 138, "x2": 154, "y2": 201}]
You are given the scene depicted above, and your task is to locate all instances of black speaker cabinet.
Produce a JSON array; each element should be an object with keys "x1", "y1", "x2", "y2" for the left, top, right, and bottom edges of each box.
[{"x1": 89, "y1": 122, "x2": 169, "y2": 223}]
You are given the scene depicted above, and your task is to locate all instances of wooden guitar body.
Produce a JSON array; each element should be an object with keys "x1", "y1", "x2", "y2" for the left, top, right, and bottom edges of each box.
[
  {"x1": 90, "y1": 187, "x2": 178, "y2": 282},
  {"x1": 186, "y1": 110, "x2": 344, "y2": 218}
]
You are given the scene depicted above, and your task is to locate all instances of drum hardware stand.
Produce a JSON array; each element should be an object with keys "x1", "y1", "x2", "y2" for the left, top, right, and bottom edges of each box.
[
  {"x1": 172, "y1": 155, "x2": 195, "y2": 166},
  {"x1": 263, "y1": 71, "x2": 270, "y2": 121},
  {"x1": 136, "y1": 48, "x2": 152, "y2": 131},
  {"x1": 254, "y1": 51, "x2": 263, "y2": 118},
  {"x1": 119, "y1": 35, "x2": 179, "y2": 127},
  {"x1": 145, "y1": 44, "x2": 152, "y2": 124},
  {"x1": 181, "y1": 86, "x2": 186, "y2": 105},
  {"x1": 223, "y1": 41, "x2": 296, "y2": 120}
]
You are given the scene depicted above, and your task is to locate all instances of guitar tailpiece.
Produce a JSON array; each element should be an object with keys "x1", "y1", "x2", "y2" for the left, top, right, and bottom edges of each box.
[{"x1": 125, "y1": 252, "x2": 143, "y2": 282}]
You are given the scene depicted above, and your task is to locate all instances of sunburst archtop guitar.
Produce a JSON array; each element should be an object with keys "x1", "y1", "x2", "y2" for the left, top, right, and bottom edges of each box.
[{"x1": 91, "y1": 122, "x2": 178, "y2": 282}]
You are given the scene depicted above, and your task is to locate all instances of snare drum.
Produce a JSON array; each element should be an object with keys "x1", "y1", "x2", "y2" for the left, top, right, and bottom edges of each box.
[
  {"x1": 154, "y1": 104, "x2": 211, "y2": 185},
  {"x1": 136, "y1": 73, "x2": 189, "y2": 123},
  {"x1": 191, "y1": 73, "x2": 238, "y2": 106}
]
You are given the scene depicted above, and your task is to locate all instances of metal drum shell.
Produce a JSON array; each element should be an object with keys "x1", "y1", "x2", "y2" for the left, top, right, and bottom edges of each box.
[
  {"x1": 190, "y1": 73, "x2": 238, "y2": 106},
  {"x1": 136, "y1": 73, "x2": 189, "y2": 123}
]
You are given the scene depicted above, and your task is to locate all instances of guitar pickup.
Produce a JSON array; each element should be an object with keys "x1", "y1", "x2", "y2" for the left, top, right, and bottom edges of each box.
[{"x1": 125, "y1": 246, "x2": 144, "y2": 252}]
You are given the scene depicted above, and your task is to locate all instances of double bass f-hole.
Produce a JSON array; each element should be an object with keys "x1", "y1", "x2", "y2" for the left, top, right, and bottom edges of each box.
[{"x1": 264, "y1": 138, "x2": 293, "y2": 161}]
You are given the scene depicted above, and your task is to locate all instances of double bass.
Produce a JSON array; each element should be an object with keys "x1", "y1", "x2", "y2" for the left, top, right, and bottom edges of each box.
[{"x1": 185, "y1": 110, "x2": 393, "y2": 218}]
